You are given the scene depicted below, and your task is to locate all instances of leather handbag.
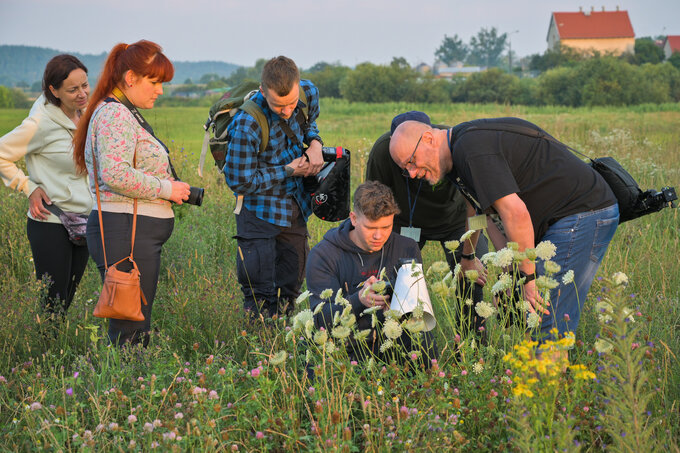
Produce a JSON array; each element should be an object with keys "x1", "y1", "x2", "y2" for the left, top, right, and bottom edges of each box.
[{"x1": 91, "y1": 145, "x2": 147, "y2": 321}]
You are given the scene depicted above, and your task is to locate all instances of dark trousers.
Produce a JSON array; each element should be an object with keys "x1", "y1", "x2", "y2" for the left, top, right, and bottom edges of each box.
[
  {"x1": 234, "y1": 204, "x2": 308, "y2": 318},
  {"x1": 26, "y1": 218, "x2": 89, "y2": 315},
  {"x1": 86, "y1": 211, "x2": 173, "y2": 347}
]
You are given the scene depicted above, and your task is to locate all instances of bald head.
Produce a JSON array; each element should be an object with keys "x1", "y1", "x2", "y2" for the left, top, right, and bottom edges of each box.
[{"x1": 389, "y1": 120, "x2": 451, "y2": 184}]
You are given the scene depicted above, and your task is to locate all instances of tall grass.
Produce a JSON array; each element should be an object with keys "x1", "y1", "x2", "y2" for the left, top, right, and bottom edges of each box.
[{"x1": 0, "y1": 104, "x2": 678, "y2": 451}]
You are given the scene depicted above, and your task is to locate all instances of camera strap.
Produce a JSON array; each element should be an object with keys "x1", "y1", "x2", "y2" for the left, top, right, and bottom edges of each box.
[{"x1": 108, "y1": 87, "x2": 180, "y2": 180}]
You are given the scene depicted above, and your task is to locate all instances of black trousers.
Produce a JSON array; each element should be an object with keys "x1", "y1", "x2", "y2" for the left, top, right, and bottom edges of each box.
[
  {"x1": 86, "y1": 211, "x2": 174, "y2": 347},
  {"x1": 26, "y1": 218, "x2": 89, "y2": 315},
  {"x1": 234, "y1": 204, "x2": 308, "y2": 318}
]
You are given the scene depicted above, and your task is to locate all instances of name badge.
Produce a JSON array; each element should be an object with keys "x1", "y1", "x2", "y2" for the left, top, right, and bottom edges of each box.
[
  {"x1": 400, "y1": 227, "x2": 421, "y2": 242},
  {"x1": 468, "y1": 214, "x2": 487, "y2": 231}
]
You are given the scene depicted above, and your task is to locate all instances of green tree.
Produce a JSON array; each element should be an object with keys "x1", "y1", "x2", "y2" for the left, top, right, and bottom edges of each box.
[
  {"x1": 455, "y1": 68, "x2": 520, "y2": 103},
  {"x1": 467, "y1": 27, "x2": 507, "y2": 67},
  {"x1": 631, "y1": 37, "x2": 664, "y2": 65},
  {"x1": 435, "y1": 34, "x2": 468, "y2": 65},
  {"x1": 535, "y1": 66, "x2": 581, "y2": 106},
  {"x1": 668, "y1": 52, "x2": 680, "y2": 70},
  {"x1": 339, "y1": 61, "x2": 417, "y2": 102},
  {"x1": 0, "y1": 86, "x2": 14, "y2": 108},
  {"x1": 302, "y1": 62, "x2": 350, "y2": 98},
  {"x1": 529, "y1": 46, "x2": 584, "y2": 72},
  {"x1": 577, "y1": 57, "x2": 637, "y2": 106}
]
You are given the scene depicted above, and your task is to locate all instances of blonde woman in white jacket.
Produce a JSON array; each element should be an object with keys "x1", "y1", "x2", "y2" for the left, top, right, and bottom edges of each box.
[{"x1": 0, "y1": 55, "x2": 92, "y2": 316}]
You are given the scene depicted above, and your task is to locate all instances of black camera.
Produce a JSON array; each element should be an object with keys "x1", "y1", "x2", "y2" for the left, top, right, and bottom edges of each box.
[
  {"x1": 634, "y1": 186, "x2": 677, "y2": 217},
  {"x1": 186, "y1": 186, "x2": 205, "y2": 206}
]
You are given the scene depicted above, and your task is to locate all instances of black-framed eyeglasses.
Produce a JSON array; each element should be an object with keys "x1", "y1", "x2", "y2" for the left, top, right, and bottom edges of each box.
[{"x1": 401, "y1": 133, "x2": 423, "y2": 177}]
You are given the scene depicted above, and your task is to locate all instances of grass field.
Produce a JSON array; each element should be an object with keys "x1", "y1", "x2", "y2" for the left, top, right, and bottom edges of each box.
[{"x1": 0, "y1": 101, "x2": 678, "y2": 451}]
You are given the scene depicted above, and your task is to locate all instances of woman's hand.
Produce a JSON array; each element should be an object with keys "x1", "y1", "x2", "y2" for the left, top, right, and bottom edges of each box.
[
  {"x1": 168, "y1": 180, "x2": 191, "y2": 204},
  {"x1": 28, "y1": 187, "x2": 52, "y2": 220}
]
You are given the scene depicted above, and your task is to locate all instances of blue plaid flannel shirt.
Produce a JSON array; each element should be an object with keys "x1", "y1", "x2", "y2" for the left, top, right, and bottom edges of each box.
[{"x1": 224, "y1": 79, "x2": 322, "y2": 227}]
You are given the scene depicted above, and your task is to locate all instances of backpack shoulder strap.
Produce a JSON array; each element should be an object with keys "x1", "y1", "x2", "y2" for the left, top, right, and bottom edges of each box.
[{"x1": 239, "y1": 99, "x2": 269, "y2": 153}]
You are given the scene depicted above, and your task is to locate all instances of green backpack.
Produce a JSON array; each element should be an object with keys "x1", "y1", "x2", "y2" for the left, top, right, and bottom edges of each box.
[{"x1": 198, "y1": 80, "x2": 308, "y2": 177}]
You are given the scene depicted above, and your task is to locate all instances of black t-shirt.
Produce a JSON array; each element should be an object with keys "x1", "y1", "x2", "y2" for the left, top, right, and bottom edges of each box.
[
  {"x1": 448, "y1": 117, "x2": 616, "y2": 242},
  {"x1": 366, "y1": 130, "x2": 467, "y2": 239}
]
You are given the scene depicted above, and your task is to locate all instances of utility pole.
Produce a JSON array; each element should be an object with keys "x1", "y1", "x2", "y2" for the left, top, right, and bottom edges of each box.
[{"x1": 508, "y1": 29, "x2": 519, "y2": 73}]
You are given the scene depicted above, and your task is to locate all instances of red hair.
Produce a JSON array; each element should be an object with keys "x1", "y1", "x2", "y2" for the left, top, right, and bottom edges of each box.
[{"x1": 73, "y1": 40, "x2": 174, "y2": 173}]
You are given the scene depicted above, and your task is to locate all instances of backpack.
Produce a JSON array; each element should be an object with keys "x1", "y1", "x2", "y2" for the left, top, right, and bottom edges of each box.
[{"x1": 198, "y1": 80, "x2": 308, "y2": 177}]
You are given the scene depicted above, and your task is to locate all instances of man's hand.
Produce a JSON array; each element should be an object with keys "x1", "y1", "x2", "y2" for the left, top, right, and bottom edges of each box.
[
  {"x1": 286, "y1": 156, "x2": 311, "y2": 176},
  {"x1": 524, "y1": 280, "x2": 550, "y2": 315},
  {"x1": 461, "y1": 257, "x2": 487, "y2": 286},
  {"x1": 302, "y1": 140, "x2": 324, "y2": 176},
  {"x1": 358, "y1": 276, "x2": 390, "y2": 310},
  {"x1": 28, "y1": 187, "x2": 52, "y2": 221}
]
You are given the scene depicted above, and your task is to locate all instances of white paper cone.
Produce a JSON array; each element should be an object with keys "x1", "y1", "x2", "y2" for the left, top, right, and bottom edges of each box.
[{"x1": 390, "y1": 262, "x2": 436, "y2": 331}]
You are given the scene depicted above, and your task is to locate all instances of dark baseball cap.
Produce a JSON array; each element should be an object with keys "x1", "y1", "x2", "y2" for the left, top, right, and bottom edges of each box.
[{"x1": 390, "y1": 111, "x2": 431, "y2": 135}]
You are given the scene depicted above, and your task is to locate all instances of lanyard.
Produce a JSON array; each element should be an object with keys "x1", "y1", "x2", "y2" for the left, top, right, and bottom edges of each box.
[{"x1": 405, "y1": 177, "x2": 423, "y2": 227}]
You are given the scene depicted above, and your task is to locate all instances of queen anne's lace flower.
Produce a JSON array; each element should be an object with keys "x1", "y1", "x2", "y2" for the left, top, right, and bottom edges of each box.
[
  {"x1": 527, "y1": 312, "x2": 541, "y2": 329},
  {"x1": 613, "y1": 272, "x2": 628, "y2": 286},
  {"x1": 472, "y1": 362, "x2": 484, "y2": 374},
  {"x1": 493, "y1": 248, "x2": 514, "y2": 268},
  {"x1": 544, "y1": 260, "x2": 561, "y2": 274},
  {"x1": 331, "y1": 325, "x2": 351, "y2": 340},
  {"x1": 295, "y1": 290, "x2": 312, "y2": 305},
  {"x1": 319, "y1": 289, "x2": 333, "y2": 299},
  {"x1": 491, "y1": 273, "x2": 512, "y2": 294},
  {"x1": 379, "y1": 339, "x2": 394, "y2": 353},
  {"x1": 536, "y1": 275, "x2": 559, "y2": 290},
  {"x1": 562, "y1": 270, "x2": 574, "y2": 285},
  {"x1": 460, "y1": 229, "x2": 475, "y2": 242},
  {"x1": 444, "y1": 240, "x2": 460, "y2": 253},
  {"x1": 383, "y1": 319, "x2": 403, "y2": 340},
  {"x1": 269, "y1": 351, "x2": 287, "y2": 366},
  {"x1": 465, "y1": 270, "x2": 479, "y2": 282},
  {"x1": 475, "y1": 301, "x2": 496, "y2": 319},
  {"x1": 313, "y1": 330, "x2": 328, "y2": 345},
  {"x1": 594, "y1": 338, "x2": 613, "y2": 354},
  {"x1": 535, "y1": 241, "x2": 556, "y2": 260}
]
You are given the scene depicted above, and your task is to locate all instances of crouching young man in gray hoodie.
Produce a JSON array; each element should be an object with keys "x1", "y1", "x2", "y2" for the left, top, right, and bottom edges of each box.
[{"x1": 306, "y1": 181, "x2": 438, "y2": 367}]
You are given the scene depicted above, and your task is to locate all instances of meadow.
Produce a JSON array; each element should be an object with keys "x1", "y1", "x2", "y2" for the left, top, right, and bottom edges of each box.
[{"x1": 0, "y1": 100, "x2": 678, "y2": 451}]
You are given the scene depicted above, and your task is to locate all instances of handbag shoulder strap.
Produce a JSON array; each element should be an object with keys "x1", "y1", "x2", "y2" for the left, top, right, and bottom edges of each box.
[{"x1": 90, "y1": 114, "x2": 139, "y2": 270}]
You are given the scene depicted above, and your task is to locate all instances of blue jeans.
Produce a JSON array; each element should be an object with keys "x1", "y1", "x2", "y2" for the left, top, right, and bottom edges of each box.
[{"x1": 536, "y1": 204, "x2": 619, "y2": 338}]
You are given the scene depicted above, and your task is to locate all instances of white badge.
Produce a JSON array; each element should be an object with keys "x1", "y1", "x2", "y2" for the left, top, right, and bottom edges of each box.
[
  {"x1": 468, "y1": 214, "x2": 487, "y2": 231},
  {"x1": 400, "y1": 226, "x2": 421, "y2": 242}
]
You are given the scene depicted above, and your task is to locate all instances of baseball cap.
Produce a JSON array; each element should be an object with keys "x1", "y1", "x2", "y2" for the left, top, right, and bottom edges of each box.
[{"x1": 390, "y1": 111, "x2": 431, "y2": 135}]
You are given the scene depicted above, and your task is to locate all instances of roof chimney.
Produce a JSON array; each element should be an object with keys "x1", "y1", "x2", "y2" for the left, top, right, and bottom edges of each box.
[
  {"x1": 602, "y1": 6, "x2": 605, "y2": 11},
  {"x1": 616, "y1": 5, "x2": 620, "y2": 10},
  {"x1": 579, "y1": 6, "x2": 583, "y2": 12}
]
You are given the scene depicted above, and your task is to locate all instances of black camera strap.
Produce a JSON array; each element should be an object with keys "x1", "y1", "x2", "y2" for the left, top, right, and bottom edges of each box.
[{"x1": 107, "y1": 87, "x2": 180, "y2": 180}]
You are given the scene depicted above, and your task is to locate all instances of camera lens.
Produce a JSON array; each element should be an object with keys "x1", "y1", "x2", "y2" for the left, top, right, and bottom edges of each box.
[{"x1": 187, "y1": 187, "x2": 204, "y2": 206}]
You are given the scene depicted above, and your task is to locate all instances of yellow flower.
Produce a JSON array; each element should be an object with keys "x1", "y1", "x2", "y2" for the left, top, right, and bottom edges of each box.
[
  {"x1": 383, "y1": 319, "x2": 403, "y2": 340},
  {"x1": 570, "y1": 365, "x2": 596, "y2": 380},
  {"x1": 612, "y1": 272, "x2": 628, "y2": 286},
  {"x1": 512, "y1": 383, "x2": 534, "y2": 398},
  {"x1": 465, "y1": 269, "x2": 479, "y2": 282},
  {"x1": 594, "y1": 338, "x2": 613, "y2": 354},
  {"x1": 444, "y1": 240, "x2": 460, "y2": 253},
  {"x1": 319, "y1": 289, "x2": 334, "y2": 299},
  {"x1": 314, "y1": 330, "x2": 328, "y2": 345},
  {"x1": 354, "y1": 329, "x2": 371, "y2": 342},
  {"x1": 332, "y1": 325, "x2": 351, "y2": 340}
]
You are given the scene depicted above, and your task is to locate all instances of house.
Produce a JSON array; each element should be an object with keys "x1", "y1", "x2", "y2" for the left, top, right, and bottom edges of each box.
[
  {"x1": 547, "y1": 7, "x2": 635, "y2": 55},
  {"x1": 663, "y1": 35, "x2": 680, "y2": 59}
]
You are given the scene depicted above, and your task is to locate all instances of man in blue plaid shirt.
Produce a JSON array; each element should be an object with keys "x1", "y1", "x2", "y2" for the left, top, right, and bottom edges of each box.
[{"x1": 224, "y1": 56, "x2": 325, "y2": 318}]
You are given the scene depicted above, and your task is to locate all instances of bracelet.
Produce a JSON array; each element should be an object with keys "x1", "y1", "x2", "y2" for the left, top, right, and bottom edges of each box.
[
  {"x1": 519, "y1": 271, "x2": 536, "y2": 283},
  {"x1": 461, "y1": 252, "x2": 475, "y2": 260}
]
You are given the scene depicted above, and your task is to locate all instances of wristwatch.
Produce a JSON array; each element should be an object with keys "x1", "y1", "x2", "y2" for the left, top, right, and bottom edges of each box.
[
  {"x1": 519, "y1": 270, "x2": 536, "y2": 283},
  {"x1": 461, "y1": 252, "x2": 475, "y2": 260}
]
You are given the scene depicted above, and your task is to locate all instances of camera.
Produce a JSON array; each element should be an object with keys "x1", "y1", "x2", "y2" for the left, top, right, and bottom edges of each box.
[
  {"x1": 634, "y1": 186, "x2": 677, "y2": 217},
  {"x1": 186, "y1": 186, "x2": 205, "y2": 206},
  {"x1": 303, "y1": 147, "x2": 349, "y2": 192}
]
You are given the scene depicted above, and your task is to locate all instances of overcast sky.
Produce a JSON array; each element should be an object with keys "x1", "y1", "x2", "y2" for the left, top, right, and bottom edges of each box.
[{"x1": 1, "y1": 0, "x2": 678, "y2": 69}]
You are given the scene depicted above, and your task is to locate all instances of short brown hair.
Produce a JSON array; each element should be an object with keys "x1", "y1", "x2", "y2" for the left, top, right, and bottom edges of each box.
[
  {"x1": 261, "y1": 56, "x2": 299, "y2": 96},
  {"x1": 353, "y1": 181, "x2": 401, "y2": 221},
  {"x1": 43, "y1": 55, "x2": 88, "y2": 106}
]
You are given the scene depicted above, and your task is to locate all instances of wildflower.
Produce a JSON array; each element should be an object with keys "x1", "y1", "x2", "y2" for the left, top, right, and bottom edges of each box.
[
  {"x1": 354, "y1": 329, "x2": 371, "y2": 341},
  {"x1": 464, "y1": 269, "x2": 479, "y2": 282},
  {"x1": 269, "y1": 351, "x2": 287, "y2": 366},
  {"x1": 493, "y1": 248, "x2": 514, "y2": 268},
  {"x1": 255, "y1": 431, "x2": 265, "y2": 439},
  {"x1": 128, "y1": 414, "x2": 137, "y2": 424},
  {"x1": 527, "y1": 312, "x2": 541, "y2": 329},
  {"x1": 175, "y1": 412, "x2": 184, "y2": 420},
  {"x1": 65, "y1": 388, "x2": 73, "y2": 397},
  {"x1": 250, "y1": 368, "x2": 261, "y2": 378},
  {"x1": 404, "y1": 318, "x2": 425, "y2": 333},
  {"x1": 295, "y1": 290, "x2": 312, "y2": 305},
  {"x1": 162, "y1": 431, "x2": 177, "y2": 441},
  {"x1": 325, "y1": 341, "x2": 336, "y2": 354},
  {"x1": 622, "y1": 307, "x2": 636, "y2": 323},
  {"x1": 472, "y1": 362, "x2": 484, "y2": 374},
  {"x1": 612, "y1": 272, "x2": 628, "y2": 286},
  {"x1": 475, "y1": 301, "x2": 496, "y2": 319},
  {"x1": 108, "y1": 422, "x2": 118, "y2": 431},
  {"x1": 519, "y1": 300, "x2": 532, "y2": 313},
  {"x1": 562, "y1": 270, "x2": 574, "y2": 285},
  {"x1": 383, "y1": 319, "x2": 403, "y2": 340},
  {"x1": 594, "y1": 339, "x2": 613, "y2": 354},
  {"x1": 151, "y1": 441, "x2": 160, "y2": 449},
  {"x1": 144, "y1": 422, "x2": 154, "y2": 433},
  {"x1": 313, "y1": 330, "x2": 328, "y2": 345},
  {"x1": 292, "y1": 309, "x2": 313, "y2": 332},
  {"x1": 461, "y1": 369, "x2": 468, "y2": 376},
  {"x1": 332, "y1": 325, "x2": 351, "y2": 340},
  {"x1": 384, "y1": 309, "x2": 401, "y2": 320},
  {"x1": 460, "y1": 229, "x2": 475, "y2": 242},
  {"x1": 153, "y1": 419, "x2": 162, "y2": 428},
  {"x1": 569, "y1": 364, "x2": 597, "y2": 380},
  {"x1": 444, "y1": 240, "x2": 460, "y2": 252},
  {"x1": 370, "y1": 280, "x2": 386, "y2": 293},
  {"x1": 30, "y1": 402, "x2": 42, "y2": 411},
  {"x1": 129, "y1": 440, "x2": 137, "y2": 449},
  {"x1": 313, "y1": 302, "x2": 325, "y2": 315},
  {"x1": 428, "y1": 261, "x2": 450, "y2": 276},
  {"x1": 305, "y1": 350, "x2": 312, "y2": 362},
  {"x1": 464, "y1": 298, "x2": 473, "y2": 306},
  {"x1": 535, "y1": 241, "x2": 556, "y2": 260},
  {"x1": 525, "y1": 248, "x2": 537, "y2": 261},
  {"x1": 535, "y1": 275, "x2": 559, "y2": 290},
  {"x1": 491, "y1": 273, "x2": 512, "y2": 294},
  {"x1": 431, "y1": 281, "x2": 450, "y2": 298},
  {"x1": 380, "y1": 339, "x2": 394, "y2": 353},
  {"x1": 595, "y1": 301, "x2": 613, "y2": 323},
  {"x1": 544, "y1": 260, "x2": 561, "y2": 274},
  {"x1": 319, "y1": 288, "x2": 333, "y2": 299},
  {"x1": 480, "y1": 252, "x2": 496, "y2": 264}
]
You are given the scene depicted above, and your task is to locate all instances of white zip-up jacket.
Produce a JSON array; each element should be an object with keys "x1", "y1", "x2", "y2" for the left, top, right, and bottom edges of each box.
[{"x1": 0, "y1": 95, "x2": 92, "y2": 223}]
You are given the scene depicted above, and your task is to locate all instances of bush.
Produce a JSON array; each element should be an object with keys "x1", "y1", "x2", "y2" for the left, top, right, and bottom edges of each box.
[
  {"x1": 0, "y1": 86, "x2": 13, "y2": 108},
  {"x1": 454, "y1": 68, "x2": 520, "y2": 104},
  {"x1": 536, "y1": 66, "x2": 581, "y2": 106}
]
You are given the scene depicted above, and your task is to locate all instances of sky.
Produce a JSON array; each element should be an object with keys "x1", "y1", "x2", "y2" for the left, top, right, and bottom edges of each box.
[{"x1": 1, "y1": 0, "x2": 678, "y2": 69}]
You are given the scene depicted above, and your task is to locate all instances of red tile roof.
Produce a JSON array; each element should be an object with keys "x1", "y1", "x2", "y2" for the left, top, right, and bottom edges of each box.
[
  {"x1": 667, "y1": 35, "x2": 680, "y2": 53},
  {"x1": 552, "y1": 10, "x2": 635, "y2": 39}
]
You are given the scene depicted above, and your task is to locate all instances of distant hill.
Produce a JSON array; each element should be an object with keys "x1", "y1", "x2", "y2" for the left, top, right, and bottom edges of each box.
[{"x1": 0, "y1": 45, "x2": 240, "y2": 87}]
